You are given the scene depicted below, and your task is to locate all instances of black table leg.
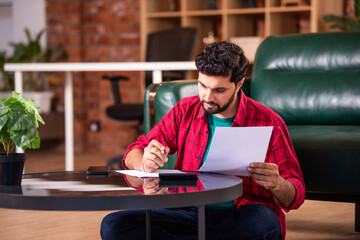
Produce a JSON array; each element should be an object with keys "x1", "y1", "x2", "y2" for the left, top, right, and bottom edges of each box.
[
  {"x1": 146, "y1": 209, "x2": 151, "y2": 240},
  {"x1": 198, "y1": 205, "x2": 205, "y2": 240}
]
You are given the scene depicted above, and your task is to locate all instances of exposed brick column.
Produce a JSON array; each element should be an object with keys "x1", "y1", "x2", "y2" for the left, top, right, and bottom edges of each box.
[{"x1": 46, "y1": 0, "x2": 141, "y2": 154}]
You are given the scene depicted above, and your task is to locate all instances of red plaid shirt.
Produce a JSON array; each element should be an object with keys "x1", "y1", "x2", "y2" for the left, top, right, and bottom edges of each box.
[{"x1": 123, "y1": 90, "x2": 305, "y2": 239}]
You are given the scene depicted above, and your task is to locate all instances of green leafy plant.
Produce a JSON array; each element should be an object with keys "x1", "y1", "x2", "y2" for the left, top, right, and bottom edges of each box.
[
  {"x1": 0, "y1": 28, "x2": 65, "y2": 91},
  {"x1": 0, "y1": 92, "x2": 45, "y2": 155},
  {"x1": 7, "y1": 28, "x2": 64, "y2": 63},
  {"x1": 323, "y1": 0, "x2": 360, "y2": 32}
]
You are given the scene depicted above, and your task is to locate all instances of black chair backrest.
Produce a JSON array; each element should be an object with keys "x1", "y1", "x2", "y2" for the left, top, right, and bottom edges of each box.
[{"x1": 145, "y1": 27, "x2": 199, "y2": 87}]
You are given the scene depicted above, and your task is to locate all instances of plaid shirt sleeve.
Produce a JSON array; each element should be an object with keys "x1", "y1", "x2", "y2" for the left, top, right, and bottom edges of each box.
[
  {"x1": 267, "y1": 120, "x2": 305, "y2": 212},
  {"x1": 122, "y1": 98, "x2": 184, "y2": 168}
]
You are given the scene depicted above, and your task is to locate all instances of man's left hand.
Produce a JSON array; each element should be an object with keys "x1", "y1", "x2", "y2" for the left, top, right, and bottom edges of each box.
[
  {"x1": 247, "y1": 162, "x2": 281, "y2": 191},
  {"x1": 248, "y1": 162, "x2": 296, "y2": 208}
]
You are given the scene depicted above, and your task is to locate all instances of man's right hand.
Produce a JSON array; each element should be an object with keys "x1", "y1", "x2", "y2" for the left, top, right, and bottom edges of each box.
[{"x1": 142, "y1": 139, "x2": 169, "y2": 172}]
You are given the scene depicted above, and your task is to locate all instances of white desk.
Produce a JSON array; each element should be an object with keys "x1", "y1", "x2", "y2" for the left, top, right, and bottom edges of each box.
[{"x1": 4, "y1": 62, "x2": 197, "y2": 171}]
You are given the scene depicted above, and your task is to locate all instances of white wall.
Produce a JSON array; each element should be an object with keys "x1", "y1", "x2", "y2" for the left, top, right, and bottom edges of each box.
[
  {"x1": 0, "y1": 1, "x2": 13, "y2": 54},
  {"x1": 0, "y1": 0, "x2": 46, "y2": 55}
]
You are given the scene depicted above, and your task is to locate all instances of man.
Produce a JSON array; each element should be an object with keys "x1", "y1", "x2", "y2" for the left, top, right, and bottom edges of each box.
[{"x1": 101, "y1": 41, "x2": 305, "y2": 240}]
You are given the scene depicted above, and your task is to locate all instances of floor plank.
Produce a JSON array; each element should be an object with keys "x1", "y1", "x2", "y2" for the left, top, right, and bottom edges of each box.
[{"x1": 286, "y1": 200, "x2": 358, "y2": 240}]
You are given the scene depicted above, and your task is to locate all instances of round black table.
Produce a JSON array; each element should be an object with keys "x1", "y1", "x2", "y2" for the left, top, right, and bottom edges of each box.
[{"x1": 0, "y1": 171, "x2": 243, "y2": 240}]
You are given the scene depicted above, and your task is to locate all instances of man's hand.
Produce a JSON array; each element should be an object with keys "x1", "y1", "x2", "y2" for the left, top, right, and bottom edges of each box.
[
  {"x1": 247, "y1": 162, "x2": 280, "y2": 191},
  {"x1": 248, "y1": 162, "x2": 296, "y2": 208},
  {"x1": 142, "y1": 139, "x2": 170, "y2": 172}
]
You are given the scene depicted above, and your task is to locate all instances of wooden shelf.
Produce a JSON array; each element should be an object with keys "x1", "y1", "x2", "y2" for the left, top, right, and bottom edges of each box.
[
  {"x1": 186, "y1": 10, "x2": 222, "y2": 16},
  {"x1": 147, "y1": 12, "x2": 182, "y2": 18},
  {"x1": 141, "y1": 0, "x2": 343, "y2": 71},
  {"x1": 227, "y1": 8, "x2": 266, "y2": 14},
  {"x1": 269, "y1": 6, "x2": 312, "y2": 12}
]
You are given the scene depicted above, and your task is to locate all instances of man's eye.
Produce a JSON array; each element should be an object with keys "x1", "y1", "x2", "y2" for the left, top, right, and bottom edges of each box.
[{"x1": 216, "y1": 89, "x2": 225, "y2": 93}]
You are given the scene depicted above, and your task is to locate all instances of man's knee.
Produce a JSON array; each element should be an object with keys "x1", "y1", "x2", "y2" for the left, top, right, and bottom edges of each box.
[
  {"x1": 100, "y1": 212, "x2": 122, "y2": 240},
  {"x1": 213, "y1": 204, "x2": 281, "y2": 240},
  {"x1": 100, "y1": 213, "x2": 113, "y2": 239},
  {"x1": 100, "y1": 211, "x2": 144, "y2": 240},
  {"x1": 240, "y1": 204, "x2": 281, "y2": 239}
]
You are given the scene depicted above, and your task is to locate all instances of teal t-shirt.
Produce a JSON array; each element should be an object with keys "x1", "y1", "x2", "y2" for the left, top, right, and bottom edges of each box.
[{"x1": 201, "y1": 114, "x2": 236, "y2": 209}]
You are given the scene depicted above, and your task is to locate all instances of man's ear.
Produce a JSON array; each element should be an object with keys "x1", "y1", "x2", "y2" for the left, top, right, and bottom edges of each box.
[{"x1": 236, "y1": 78, "x2": 245, "y2": 93}]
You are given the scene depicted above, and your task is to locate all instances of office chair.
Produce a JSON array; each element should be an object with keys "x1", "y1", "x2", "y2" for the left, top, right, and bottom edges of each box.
[{"x1": 102, "y1": 27, "x2": 199, "y2": 169}]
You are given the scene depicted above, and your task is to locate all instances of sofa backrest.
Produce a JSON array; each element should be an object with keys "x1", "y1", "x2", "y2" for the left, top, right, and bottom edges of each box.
[{"x1": 251, "y1": 32, "x2": 360, "y2": 125}]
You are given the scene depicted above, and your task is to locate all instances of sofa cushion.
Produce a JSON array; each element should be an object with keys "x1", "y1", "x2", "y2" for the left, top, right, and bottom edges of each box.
[
  {"x1": 251, "y1": 32, "x2": 360, "y2": 125},
  {"x1": 288, "y1": 125, "x2": 360, "y2": 194}
]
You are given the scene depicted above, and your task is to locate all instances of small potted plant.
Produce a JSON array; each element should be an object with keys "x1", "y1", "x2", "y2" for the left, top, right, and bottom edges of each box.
[
  {"x1": 0, "y1": 27, "x2": 65, "y2": 114},
  {"x1": 0, "y1": 92, "x2": 44, "y2": 185}
]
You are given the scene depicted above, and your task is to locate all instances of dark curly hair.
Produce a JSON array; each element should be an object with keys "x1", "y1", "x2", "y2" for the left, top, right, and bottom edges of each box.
[{"x1": 195, "y1": 41, "x2": 249, "y2": 84}]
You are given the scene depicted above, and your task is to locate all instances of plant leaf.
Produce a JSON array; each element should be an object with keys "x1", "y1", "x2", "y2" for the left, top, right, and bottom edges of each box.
[
  {"x1": 33, "y1": 109, "x2": 44, "y2": 125},
  {"x1": 0, "y1": 127, "x2": 9, "y2": 144},
  {"x1": 12, "y1": 91, "x2": 20, "y2": 99},
  {"x1": 356, "y1": 0, "x2": 360, "y2": 20},
  {"x1": 34, "y1": 29, "x2": 45, "y2": 45},
  {"x1": 9, "y1": 101, "x2": 25, "y2": 113},
  {"x1": 0, "y1": 101, "x2": 9, "y2": 116},
  {"x1": 18, "y1": 96, "x2": 44, "y2": 126},
  {"x1": 30, "y1": 131, "x2": 40, "y2": 149},
  {"x1": 0, "y1": 115, "x2": 8, "y2": 131},
  {"x1": 10, "y1": 126, "x2": 37, "y2": 149},
  {"x1": 323, "y1": 14, "x2": 360, "y2": 31},
  {"x1": 7, "y1": 112, "x2": 35, "y2": 131},
  {"x1": 24, "y1": 28, "x2": 32, "y2": 44}
]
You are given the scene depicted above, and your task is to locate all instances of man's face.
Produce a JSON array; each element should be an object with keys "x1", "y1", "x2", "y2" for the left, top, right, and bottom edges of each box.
[{"x1": 198, "y1": 72, "x2": 242, "y2": 118}]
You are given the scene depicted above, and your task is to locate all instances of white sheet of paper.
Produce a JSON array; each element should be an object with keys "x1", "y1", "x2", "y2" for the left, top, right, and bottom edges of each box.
[
  {"x1": 198, "y1": 126, "x2": 273, "y2": 176},
  {"x1": 115, "y1": 169, "x2": 185, "y2": 178}
]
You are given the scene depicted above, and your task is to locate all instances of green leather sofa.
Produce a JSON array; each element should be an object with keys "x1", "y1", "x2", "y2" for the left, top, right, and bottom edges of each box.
[{"x1": 143, "y1": 32, "x2": 360, "y2": 231}]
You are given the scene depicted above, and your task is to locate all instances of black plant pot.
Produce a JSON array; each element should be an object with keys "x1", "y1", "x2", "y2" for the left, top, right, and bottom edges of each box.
[{"x1": 0, "y1": 153, "x2": 26, "y2": 186}]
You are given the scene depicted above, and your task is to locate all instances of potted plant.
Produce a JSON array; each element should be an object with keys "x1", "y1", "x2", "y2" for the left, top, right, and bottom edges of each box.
[
  {"x1": 0, "y1": 91, "x2": 44, "y2": 185},
  {"x1": 323, "y1": 0, "x2": 360, "y2": 32},
  {"x1": 0, "y1": 27, "x2": 65, "y2": 113}
]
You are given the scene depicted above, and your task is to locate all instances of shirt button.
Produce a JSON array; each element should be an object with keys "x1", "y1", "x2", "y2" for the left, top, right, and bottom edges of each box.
[
  {"x1": 206, "y1": 131, "x2": 208, "y2": 134},
  {"x1": 197, "y1": 156, "x2": 201, "y2": 160}
]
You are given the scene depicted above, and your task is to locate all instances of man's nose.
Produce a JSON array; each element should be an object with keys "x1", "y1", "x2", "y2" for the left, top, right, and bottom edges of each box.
[{"x1": 204, "y1": 89, "x2": 214, "y2": 102}]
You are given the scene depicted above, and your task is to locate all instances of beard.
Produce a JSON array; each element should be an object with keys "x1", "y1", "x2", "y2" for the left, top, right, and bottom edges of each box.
[{"x1": 201, "y1": 89, "x2": 236, "y2": 115}]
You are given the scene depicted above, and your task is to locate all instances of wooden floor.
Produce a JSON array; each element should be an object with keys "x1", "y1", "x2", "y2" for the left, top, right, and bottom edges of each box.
[{"x1": 0, "y1": 149, "x2": 359, "y2": 240}]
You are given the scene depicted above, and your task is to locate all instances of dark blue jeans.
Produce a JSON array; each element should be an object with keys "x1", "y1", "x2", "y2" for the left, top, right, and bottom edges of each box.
[{"x1": 100, "y1": 204, "x2": 282, "y2": 240}]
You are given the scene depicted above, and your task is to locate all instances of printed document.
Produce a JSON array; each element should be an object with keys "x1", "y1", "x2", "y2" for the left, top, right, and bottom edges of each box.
[
  {"x1": 198, "y1": 126, "x2": 273, "y2": 176},
  {"x1": 115, "y1": 169, "x2": 185, "y2": 178}
]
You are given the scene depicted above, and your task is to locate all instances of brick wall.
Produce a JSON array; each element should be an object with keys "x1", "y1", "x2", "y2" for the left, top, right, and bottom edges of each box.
[{"x1": 46, "y1": 0, "x2": 142, "y2": 154}]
